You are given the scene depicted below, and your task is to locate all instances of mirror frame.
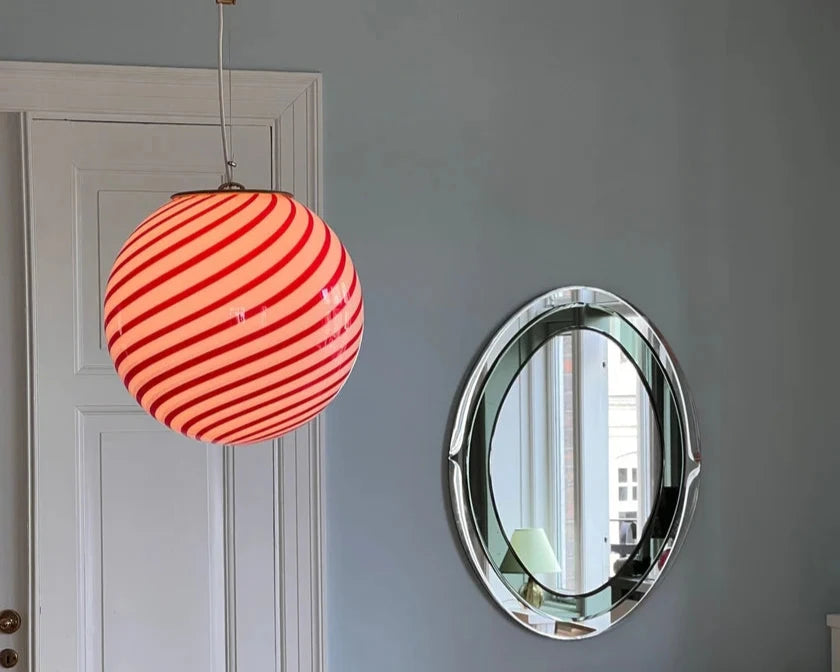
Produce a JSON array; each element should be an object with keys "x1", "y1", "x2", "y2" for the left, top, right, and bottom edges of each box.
[{"x1": 448, "y1": 286, "x2": 701, "y2": 639}]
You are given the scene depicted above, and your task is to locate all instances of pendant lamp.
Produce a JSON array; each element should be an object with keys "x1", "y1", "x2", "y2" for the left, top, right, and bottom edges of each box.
[{"x1": 103, "y1": 0, "x2": 363, "y2": 446}]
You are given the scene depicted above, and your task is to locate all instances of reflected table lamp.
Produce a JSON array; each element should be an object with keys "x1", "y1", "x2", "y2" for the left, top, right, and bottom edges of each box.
[{"x1": 500, "y1": 528, "x2": 561, "y2": 609}]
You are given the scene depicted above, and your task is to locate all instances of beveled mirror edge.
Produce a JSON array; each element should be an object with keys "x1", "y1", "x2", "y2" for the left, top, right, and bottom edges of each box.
[{"x1": 447, "y1": 285, "x2": 701, "y2": 640}]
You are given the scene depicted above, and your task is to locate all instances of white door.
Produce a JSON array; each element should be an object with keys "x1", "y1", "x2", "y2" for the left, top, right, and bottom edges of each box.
[{"x1": 27, "y1": 118, "x2": 294, "y2": 672}]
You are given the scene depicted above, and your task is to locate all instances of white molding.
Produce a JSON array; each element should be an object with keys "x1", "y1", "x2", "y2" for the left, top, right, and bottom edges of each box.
[
  {"x1": 0, "y1": 61, "x2": 319, "y2": 122},
  {"x1": 22, "y1": 109, "x2": 38, "y2": 672},
  {"x1": 6, "y1": 60, "x2": 326, "y2": 672},
  {"x1": 0, "y1": 60, "x2": 323, "y2": 213},
  {"x1": 223, "y1": 447, "x2": 239, "y2": 672},
  {"x1": 275, "y1": 416, "x2": 326, "y2": 672}
]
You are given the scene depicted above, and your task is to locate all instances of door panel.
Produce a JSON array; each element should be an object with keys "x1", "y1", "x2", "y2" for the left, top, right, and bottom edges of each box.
[
  {"x1": 77, "y1": 172, "x2": 226, "y2": 374},
  {"x1": 29, "y1": 119, "x2": 283, "y2": 672},
  {"x1": 231, "y1": 452, "x2": 280, "y2": 671},
  {"x1": 79, "y1": 409, "x2": 226, "y2": 672}
]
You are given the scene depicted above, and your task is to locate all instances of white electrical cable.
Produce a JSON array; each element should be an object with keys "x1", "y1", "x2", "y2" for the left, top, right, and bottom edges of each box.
[{"x1": 218, "y1": 3, "x2": 235, "y2": 186}]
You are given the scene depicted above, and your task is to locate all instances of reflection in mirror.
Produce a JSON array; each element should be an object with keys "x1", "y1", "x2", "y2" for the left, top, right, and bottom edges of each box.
[
  {"x1": 449, "y1": 286, "x2": 701, "y2": 638},
  {"x1": 489, "y1": 331, "x2": 661, "y2": 597}
]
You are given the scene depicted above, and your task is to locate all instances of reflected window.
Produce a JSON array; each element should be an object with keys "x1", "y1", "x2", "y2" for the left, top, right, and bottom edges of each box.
[{"x1": 489, "y1": 328, "x2": 660, "y2": 596}]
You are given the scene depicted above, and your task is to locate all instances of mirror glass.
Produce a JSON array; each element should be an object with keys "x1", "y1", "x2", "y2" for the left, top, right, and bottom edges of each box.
[
  {"x1": 448, "y1": 286, "x2": 700, "y2": 639},
  {"x1": 489, "y1": 331, "x2": 661, "y2": 595}
]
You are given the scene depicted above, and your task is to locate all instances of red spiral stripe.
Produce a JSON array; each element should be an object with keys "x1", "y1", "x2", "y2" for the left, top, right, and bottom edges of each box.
[{"x1": 104, "y1": 191, "x2": 363, "y2": 446}]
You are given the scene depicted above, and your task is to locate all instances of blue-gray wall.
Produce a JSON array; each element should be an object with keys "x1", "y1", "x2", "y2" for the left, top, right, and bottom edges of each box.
[{"x1": 2, "y1": 1, "x2": 838, "y2": 670}]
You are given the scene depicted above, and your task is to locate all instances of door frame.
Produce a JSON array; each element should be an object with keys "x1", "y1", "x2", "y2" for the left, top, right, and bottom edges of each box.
[{"x1": 0, "y1": 60, "x2": 326, "y2": 672}]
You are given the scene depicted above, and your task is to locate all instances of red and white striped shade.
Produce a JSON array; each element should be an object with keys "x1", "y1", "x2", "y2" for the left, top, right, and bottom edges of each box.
[{"x1": 103, "y1": 190, "x2": 363, "y2": 446}]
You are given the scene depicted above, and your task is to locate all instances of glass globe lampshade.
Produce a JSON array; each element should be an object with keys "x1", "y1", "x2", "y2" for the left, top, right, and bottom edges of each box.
[{"x1": 103, "y1": 189, "x2": 363, "y2": 446}]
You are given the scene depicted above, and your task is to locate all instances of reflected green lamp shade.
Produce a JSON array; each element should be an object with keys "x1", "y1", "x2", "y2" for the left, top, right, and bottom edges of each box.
[{"x1": 500, "y1": 528, "x2": 561, "y2": 574}]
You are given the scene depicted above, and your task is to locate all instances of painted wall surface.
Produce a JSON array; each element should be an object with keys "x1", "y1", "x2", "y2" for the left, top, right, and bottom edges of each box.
[{"x1": 1, "y1": 1, "x2": 839, "y2": 670}]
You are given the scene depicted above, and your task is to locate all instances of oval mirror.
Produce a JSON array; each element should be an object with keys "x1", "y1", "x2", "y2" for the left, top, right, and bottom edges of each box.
[{"x1": 448, "y1": 287, "x2": 700, "y2": 639}]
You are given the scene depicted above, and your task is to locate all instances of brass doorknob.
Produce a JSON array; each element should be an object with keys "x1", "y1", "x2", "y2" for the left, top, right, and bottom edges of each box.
[{"x1": 0, "y1": 612, "x2": 20, "y2": 636}]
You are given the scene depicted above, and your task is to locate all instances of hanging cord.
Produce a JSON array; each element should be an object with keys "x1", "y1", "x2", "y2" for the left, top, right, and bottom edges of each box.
[
  {"x1": 227, "y1": 11, "x2": 234, "y2": 172},
  {"x1": 217, "y1": 2, "x2": 238, "y2": 187}
]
